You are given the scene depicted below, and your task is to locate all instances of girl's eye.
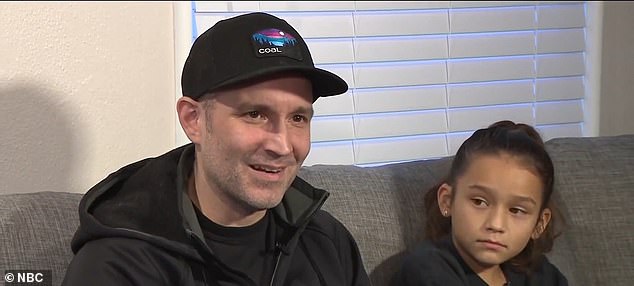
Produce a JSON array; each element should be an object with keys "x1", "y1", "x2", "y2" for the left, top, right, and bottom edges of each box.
[
  {"x1": 471, "y1": 198, "x2": 488, "y2": 207},
  {"x1": 510, "y1": 207, "x2": 527, "y2": 215}
]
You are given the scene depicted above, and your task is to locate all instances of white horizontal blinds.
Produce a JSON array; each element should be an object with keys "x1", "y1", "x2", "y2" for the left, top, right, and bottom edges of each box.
[
  {"x1": 535, "y1": 2, "x2": 586, "y2": 143},
  {"x1": 446, "y1": 2, "x2": 586, "y2": 152},
  {"x1": 192, "y1": 1, "x2": 587, "y2": 166}
]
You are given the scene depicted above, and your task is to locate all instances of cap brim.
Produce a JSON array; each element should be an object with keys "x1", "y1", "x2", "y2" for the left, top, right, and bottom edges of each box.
[{"x1": 211, "y1": 66, "x2": 348, "y2": 102}]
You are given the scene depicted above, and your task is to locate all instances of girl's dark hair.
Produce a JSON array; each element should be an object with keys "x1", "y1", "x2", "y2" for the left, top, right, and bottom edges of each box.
[{"x1": 424, "y1": 120, "x2": 563, "y2": 274}]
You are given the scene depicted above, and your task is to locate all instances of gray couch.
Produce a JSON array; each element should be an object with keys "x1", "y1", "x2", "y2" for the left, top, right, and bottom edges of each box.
[{"x1": 1, "y1": 135, "x2": 633, "y2": 286}]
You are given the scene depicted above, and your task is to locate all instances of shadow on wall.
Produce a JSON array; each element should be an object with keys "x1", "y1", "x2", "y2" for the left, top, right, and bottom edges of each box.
[{"x1": 0, "y1": 81, "x2": 78, "y2": 194}]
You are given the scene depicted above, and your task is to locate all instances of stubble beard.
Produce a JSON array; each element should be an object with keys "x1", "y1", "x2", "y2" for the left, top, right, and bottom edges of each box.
[{"x1": 206, "y1": 164, "x2": 290, "y2": 212}]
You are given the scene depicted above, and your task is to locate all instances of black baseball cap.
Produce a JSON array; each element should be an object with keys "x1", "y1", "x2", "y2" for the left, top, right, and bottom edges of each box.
[{"x1": 181, "y1": 12, "x2": 348, "y2": 102}]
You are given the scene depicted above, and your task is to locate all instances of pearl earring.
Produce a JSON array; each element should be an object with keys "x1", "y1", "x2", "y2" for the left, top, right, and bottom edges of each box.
[{"x1": 443, "y1": 210, "x2": 449, "y2": 217}]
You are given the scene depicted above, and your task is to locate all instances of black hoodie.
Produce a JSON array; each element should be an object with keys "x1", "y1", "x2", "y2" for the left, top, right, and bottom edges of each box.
[{"x1": 62, "y1": 144, "x2": 370, "y2": 286}]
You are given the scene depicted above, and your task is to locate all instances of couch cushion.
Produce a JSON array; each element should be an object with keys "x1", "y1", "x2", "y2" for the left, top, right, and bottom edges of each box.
[
  {"x1": 0, "y1": 191, "x2": 82, "y2": 286},
  {"x1": 545, "y1": 135, "x2": 634, "y2": 286},
  {"x1": 299, "y1": 157, "x2": 452, "y2": 286}
]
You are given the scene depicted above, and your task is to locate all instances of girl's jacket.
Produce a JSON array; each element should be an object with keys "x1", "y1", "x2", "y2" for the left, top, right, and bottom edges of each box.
[{"x1": 394, "y1": 235, "x2": 568, "y2": 286}]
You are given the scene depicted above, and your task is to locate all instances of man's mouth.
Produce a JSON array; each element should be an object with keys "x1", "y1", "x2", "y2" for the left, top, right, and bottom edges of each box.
[{"x1": 250, "y1": 164, "x2": 283, "y2": 174}]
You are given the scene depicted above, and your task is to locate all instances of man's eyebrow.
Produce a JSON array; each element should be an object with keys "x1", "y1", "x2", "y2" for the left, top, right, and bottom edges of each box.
[
  {"x1": 294, "y1": 106, "x2": 314, "y2": 118},
  {"x1": 235, "y1": 103, "x2": 314, "y2": 117},
  {"x1": 467, "y1": 184, "x2": 538, "y2": 206},
  {"x1": 235, "y1": 102, "x2": 270, "y2": 111}
]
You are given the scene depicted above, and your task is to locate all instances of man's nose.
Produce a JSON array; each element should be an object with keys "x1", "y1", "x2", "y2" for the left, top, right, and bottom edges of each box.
[{"x1": 264, "y1": 121, "x2": 293, "y2": 157}]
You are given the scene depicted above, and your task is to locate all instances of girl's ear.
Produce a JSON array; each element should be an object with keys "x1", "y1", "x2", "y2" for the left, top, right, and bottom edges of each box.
[
  {"x1": 532, "y1": 208, "x2": 552, "y2": 239},
  {"x1": 437, "y1": 183, "x2": 453, "y2": 217}
]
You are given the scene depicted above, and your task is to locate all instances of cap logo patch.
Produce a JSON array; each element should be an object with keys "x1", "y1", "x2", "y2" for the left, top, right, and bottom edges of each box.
[{"x1": 251, "y1": 28, "x2": 303, "y2": 61}]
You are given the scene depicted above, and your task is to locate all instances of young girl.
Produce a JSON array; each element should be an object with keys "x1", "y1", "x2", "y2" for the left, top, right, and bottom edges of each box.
[{"x1": 394, "y1": 120, "x2": 568, "y2": 285}]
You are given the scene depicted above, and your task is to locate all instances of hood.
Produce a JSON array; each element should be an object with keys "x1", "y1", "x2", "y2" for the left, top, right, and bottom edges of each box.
[
  {"x1": 70, "y1": 144, "x2": 201, "y2": 260},
  {"x1": 70, "y1": 144, "x2": 330, "y2": 262}
]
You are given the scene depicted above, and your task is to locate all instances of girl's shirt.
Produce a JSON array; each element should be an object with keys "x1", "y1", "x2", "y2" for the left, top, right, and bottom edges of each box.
[{"x1": 393, "y1": 235, "x2": 568, "y2": 286}]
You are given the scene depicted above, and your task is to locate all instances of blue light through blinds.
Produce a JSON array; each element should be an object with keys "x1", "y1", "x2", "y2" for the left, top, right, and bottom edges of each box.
[{"x1": 191, "y1": 1, "x2": 587, "y2": 166}]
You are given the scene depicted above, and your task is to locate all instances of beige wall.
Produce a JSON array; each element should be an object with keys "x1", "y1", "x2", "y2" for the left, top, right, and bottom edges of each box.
[
  {"x1": 0, "y1": 2, "x2": 175, "y2": 194},
  {"x1": 599, "y1": 1, "x2": 634, "y2": 136}
]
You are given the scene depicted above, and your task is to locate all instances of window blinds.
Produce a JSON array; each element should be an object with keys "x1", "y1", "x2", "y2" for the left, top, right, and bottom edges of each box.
[{"x1": 191, "y1": 1, "x2": 587, "y2": 166}]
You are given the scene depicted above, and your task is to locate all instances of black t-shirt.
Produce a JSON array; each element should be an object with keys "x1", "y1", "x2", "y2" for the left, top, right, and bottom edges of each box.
[{"x1": 195, "y1": 206, "x2": 277, "y2": 285}]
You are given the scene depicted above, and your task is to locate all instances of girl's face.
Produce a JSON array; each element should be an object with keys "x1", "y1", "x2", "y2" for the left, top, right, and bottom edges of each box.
[{"x1": 438, "y1": 153, "x2": 551, "y2": 273}]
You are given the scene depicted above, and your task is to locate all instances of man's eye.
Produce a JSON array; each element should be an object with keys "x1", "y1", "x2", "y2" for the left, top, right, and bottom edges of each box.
[
  {"x1": 292, "y1": 115, "x2": 308, "y2": 123},
  {"x1": 246, "y1": 111, "x2": 262, "y2": 119}
]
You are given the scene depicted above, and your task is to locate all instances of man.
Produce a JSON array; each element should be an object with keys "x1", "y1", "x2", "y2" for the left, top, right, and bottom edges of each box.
[{"x1": 63, "y1": 12, "x2": 370, "y2": 286}]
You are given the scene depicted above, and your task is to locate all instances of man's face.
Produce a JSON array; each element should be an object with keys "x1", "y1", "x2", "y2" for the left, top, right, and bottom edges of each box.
[{"x1": 197, "y1": 74, "x2": 313, "y2": 214}]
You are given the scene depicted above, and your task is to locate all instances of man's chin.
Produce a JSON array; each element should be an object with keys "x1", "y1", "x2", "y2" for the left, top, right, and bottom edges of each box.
[
  {"x1": 244, "y1": 188, "x2": 287, "y2": 207},
  {"x1": 247, "y1": 197, "x2": 284, "y2": 210},
  {"x1": 251, "y1": 177, "x2": 294, "y2": 192}
]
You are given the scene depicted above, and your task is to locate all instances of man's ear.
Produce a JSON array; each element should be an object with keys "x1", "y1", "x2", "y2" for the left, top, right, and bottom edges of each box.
[
  {"x1": 532, "y1": 208, "x2": 552, "y2": 239},
  {"x1": 437, "y1": 183, "x2": 453, "y2": 217},
  {"x1": 177, "y1": 97, "x2": 204, "y2": 144}
]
